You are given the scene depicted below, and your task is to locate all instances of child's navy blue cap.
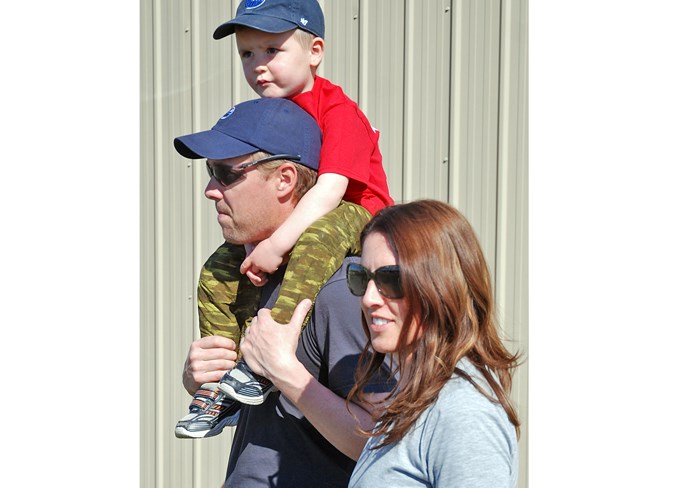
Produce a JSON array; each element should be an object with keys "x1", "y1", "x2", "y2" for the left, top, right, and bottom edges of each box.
[
  {"x1": 213, "y1": 0, "x2": 325, "y2": 40},
  {"x1": 174, "y1": 98, "x2": 321, "y2": 171}
]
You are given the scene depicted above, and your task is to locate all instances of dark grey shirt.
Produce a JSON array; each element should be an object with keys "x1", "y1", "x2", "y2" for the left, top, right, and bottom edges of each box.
[{"x1": 224, "y1": 257, "x2": 393, "y2": 488}]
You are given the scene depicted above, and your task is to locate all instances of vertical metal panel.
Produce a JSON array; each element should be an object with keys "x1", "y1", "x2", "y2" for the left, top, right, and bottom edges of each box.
[
  {"x1": 318, "y1": 0, "x2": 361, "y2": 100},
  {"x1": 141, "y1": 0, "x2": 197, "y2": 487},
  {"x1": 140, "y1": 0, "x2": 156, "y2": 485},
  {"x1": 496, "y1": 1, "x2": 529, "y2": 486},
  {"x1": 359, "y1": 0, "x2": 406, "y2": 204},
  {"x1": 449, "y1": 0, "x2": 502, "y2": 273},
  {"x1": 402, "y1": 0, "x2": 452, "y2": 202},
  {"x1": 162, "y1": 1, "x2": 194, "y2": 486}
]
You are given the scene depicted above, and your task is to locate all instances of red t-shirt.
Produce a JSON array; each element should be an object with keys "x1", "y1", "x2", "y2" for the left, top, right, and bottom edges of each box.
[{"x1": 292, "y1": 76, "x2": 393, "y2": 215}]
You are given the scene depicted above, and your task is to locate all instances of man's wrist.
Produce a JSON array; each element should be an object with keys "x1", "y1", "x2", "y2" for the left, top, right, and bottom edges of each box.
[
  {"x1": 182, "y1": 374, "x2": 198, "y2": 396},
  {"x1": 273, "y1": 360, "x2": 314, "y2": 404}
]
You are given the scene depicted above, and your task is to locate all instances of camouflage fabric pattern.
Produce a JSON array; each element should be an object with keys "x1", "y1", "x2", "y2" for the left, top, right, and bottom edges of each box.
[
  {"x1": 197, "y1": 201, "x2": 372, "y2": 342},
  {"x1": 197, "y1": 242, "x2": 260, "y2": 341},
  {"x1": 270, "y1": 201, "x2": 370, "y2": 326}
]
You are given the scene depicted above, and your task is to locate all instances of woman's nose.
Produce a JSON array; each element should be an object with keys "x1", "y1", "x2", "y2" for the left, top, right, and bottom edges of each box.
[{"x1": 361, "y1": 279, "x2": 385, "y2": 308}]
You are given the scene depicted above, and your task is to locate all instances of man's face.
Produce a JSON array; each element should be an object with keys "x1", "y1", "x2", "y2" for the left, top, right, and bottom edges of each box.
[{"x1": 204, "y1": 154, "x2": 282, "y2": 245}]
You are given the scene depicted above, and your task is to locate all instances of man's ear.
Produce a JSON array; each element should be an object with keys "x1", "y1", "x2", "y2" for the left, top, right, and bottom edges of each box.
[
  {"x1": 275, "y1": 163, "x2": 297, "y2": 199},
  {"x1": 309, "y1": 37, "x2": 324, "y2": 68}
]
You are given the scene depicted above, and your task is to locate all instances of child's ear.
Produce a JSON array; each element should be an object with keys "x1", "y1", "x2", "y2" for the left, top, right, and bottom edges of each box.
[{"x1": 310, "y1": 37, "x2": 324, "y2": 68}]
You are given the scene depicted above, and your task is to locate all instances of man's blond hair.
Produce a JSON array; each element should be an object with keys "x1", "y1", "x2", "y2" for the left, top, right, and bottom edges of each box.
[{"x1": 250, "y1": 151, "x2": 317, "y2": 204}]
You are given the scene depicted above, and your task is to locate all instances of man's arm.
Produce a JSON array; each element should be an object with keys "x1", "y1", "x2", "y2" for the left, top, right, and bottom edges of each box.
[{"x1": 240, "y1": 299, "x2": 388, "y2": 461}]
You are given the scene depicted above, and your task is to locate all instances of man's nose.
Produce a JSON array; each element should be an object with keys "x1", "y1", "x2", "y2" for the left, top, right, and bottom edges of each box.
[{"x1": 204, "y1": 178, "x2": 224, "y2": 200}]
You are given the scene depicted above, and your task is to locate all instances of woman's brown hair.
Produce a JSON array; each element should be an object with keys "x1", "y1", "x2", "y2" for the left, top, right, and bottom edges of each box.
[{"x1": 347, "y1": 199, "x2": 521, "y2": 448}]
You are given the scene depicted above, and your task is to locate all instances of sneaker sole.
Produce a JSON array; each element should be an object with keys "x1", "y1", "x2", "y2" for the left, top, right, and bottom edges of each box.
[
  {"x1": 175, "y1": 414, "x2": 236, "y2": 439},
  {"x1": 175, "y1": 425, "x2": 212, "y2": 439},
  {"x1": 217, "y1": 382, "x2": 266, "y2": 406}
]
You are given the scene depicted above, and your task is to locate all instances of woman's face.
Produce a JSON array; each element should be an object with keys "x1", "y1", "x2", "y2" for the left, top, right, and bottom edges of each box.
[{"x1": 360, "y1": 232, "x2": 418, "y2": 355}]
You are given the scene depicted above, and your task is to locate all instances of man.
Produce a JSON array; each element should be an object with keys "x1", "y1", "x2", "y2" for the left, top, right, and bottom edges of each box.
[{"x1": 174, "y1": 97, "x2": 392, "y2": 487}]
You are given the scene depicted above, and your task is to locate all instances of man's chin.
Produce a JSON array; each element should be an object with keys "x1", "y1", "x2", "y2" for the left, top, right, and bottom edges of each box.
[
  {"x1": 221, "y1": 234, "x2": 243, "y2": 245},
  {"x1": 220, "y1": 229, "x2": 250, "y2": 246}
]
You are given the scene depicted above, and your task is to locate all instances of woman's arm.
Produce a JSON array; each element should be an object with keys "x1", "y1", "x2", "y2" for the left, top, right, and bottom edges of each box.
[{"x1": 239, "y1": 299, "x2": 386, "y2": 460}]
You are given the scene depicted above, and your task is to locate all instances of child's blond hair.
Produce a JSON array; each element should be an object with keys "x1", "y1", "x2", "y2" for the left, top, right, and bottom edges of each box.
[{"x1": 293, "y1": 28, "x2": 319, "y2": 50}]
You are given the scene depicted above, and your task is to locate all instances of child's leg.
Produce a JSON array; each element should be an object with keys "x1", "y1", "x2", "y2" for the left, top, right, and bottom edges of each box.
[
  {"x1": 270, "y1": 201, "x2": 372, "y2": 326},
  {"x1": 197, "y1": 241, "x2": 260, "y2": 343},
  {"x1": 176, "y1": 241, "x2": 260, "y2": 439}
]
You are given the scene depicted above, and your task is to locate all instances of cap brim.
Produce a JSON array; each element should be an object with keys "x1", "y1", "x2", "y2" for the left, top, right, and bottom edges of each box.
[
  {"x1": 174, "y1": 130, "x2": 259, "y2": 160},
  {"x1": 213, "y1": 16, "x2": 298, "y2": 39}
]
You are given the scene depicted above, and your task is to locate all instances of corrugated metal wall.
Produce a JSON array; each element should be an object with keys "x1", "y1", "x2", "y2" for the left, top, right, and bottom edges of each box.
[{"x1": 141, "y1": 0, "x2": 528, "y2": 486}]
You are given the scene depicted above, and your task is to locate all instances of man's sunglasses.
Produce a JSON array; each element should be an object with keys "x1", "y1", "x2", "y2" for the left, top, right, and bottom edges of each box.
[
  {"x1": 206, "y1": 154, "x2": 301, "y2": 187},
  {"x1": 346, "y1": 263, "x2": 404, "y2": 299}
]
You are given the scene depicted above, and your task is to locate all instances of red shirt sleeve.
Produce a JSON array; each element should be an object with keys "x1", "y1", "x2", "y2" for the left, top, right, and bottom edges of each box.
[{"x1": 316, "y1": 103, "x2": 375, "y2": 185}]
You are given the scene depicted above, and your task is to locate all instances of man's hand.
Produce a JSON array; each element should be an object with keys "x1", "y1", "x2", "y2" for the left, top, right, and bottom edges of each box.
[
  {"x1": 182, "y1": 335, "x2": 238, "y2": 396},
  {"x1": 239, "y1": 299, "x2": 312, "y2": 383}
]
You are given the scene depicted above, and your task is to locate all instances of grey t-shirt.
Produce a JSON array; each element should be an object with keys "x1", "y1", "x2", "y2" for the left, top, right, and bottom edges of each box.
[
  {"x1": 224, "y1": 257, "x2": 394, "y2": 488},
  {"x1": 348, "y1": 358, "x2": 519, "y2": 488}
]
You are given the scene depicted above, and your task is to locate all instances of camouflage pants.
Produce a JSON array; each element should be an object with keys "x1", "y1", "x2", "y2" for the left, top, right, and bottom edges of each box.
[{"x1": 197, "y1": 201, "x2": 371, "y2": 345}]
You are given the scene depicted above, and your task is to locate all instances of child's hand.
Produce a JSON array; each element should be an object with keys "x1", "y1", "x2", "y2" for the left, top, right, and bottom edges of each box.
[
  {"x1": 241, "y1": 238, "x2": 285, "y2": 287},
  {"x1": 244, "y1": 266, "x2": 268, "y2": 286}
]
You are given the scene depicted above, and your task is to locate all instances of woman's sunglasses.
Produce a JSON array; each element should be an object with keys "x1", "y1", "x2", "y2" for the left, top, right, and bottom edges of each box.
[
  {"x1": 206, "y1": 154, "x2": 301, "y2": 187},
  {"x1": 346, "y1": 263, "x2": 403, "y2": 299}
]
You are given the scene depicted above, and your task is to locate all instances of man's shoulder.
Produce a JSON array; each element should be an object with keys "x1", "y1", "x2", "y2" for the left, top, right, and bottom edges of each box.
[
  {"x1": 319, "y1": 255, "x2": 360, "y2": 290},
  {"x1": 310, "y1": 256, "x2": 362, "y2": 329}
]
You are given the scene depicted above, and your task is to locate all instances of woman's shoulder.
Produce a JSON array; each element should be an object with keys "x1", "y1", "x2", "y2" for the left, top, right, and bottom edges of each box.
[
  {"x1": 426, "y1": 359, "x2": 505, "y2": 426},
  {"x1": 414, "y1": 360, "x2": 519, "y2": 487},
  {"x1": 413, "y1": 361, "x2": 516, "y2": 463}
]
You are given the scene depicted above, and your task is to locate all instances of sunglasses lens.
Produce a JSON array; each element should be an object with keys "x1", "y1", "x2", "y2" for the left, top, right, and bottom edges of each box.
[
  {"x1": 347, "y1": 264, "x2": 369, "y2": 296},
  {"x1": 346, "y1": 264, "x2": 403, "y2": 299},
  {"x1": 217, "y1": 167, "x2": 240, "y2": 186},
  {"x1": 207, "y1": 162, "x2": 242, "y2": 187},
  {"x1": 375, "y1": 267, "x2": 402, "y2": 299}
]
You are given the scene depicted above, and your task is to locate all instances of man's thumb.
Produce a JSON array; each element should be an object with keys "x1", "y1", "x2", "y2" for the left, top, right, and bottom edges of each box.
[{"x1": 291, "y1": 299, "x2": 313, "y2": 327}]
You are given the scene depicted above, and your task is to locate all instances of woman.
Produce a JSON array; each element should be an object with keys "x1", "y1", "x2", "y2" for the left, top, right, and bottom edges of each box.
[{"x1": 346, "y1": 199, "x2": 521, "y2": 487}]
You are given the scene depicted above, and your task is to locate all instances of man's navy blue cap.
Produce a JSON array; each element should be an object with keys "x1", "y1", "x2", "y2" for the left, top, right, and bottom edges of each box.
[
  {"x1": 213, "y1": 0, "x2": 324, "y2": 40},
  {"x1": 174, "y1": 98, "x2": 321, "y2": 171}
]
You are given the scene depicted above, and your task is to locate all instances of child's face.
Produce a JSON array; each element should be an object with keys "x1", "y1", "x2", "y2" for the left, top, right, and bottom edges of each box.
[{"x1": 235, "y1": 28, "x2": 320, "y2": 99}]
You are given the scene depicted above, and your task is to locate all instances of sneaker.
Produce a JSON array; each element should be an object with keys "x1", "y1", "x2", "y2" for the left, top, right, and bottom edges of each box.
[
  {"x1": 175, "y1": 383, "x2": 241, "y2": 439},
  {"x1": 218, "y1": 360, "x2": 277, "y2": 406}
]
